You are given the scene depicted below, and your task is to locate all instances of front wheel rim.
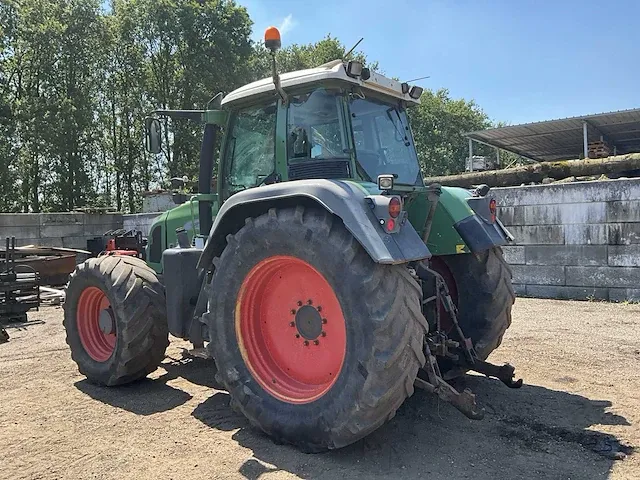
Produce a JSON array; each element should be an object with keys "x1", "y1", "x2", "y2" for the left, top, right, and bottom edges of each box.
[
  {"x1": 77, "y1": 286, "x2": 116, "y2": 362},
  {"x1": 236, "y1": 255, "x2": 347, "y2": 404}
]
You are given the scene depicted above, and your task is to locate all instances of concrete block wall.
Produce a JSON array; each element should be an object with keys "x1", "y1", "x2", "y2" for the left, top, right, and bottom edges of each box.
[
  {"x1": 0, "y1": 213, "x2": 122, "y2": 250},
  {"x1": 494, "y1": 178, "x2": 640, "y2": 302}
]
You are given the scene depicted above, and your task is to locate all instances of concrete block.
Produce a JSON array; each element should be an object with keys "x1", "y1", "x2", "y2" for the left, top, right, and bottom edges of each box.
[
  {"x1": 608, "y1": 245, "x2": 640, "y2": 267},
  {"x1": 496, "y1": 206, "x2": 524, "y2": 226},
  {"x1": 493, "y1": 178, "x2": 640, "y2": 206},
  {"x1": 0, "y1": 214, "x2": 40, "y2": 227},
  {"x1": 525, "y1": 245, "x2": 607, "y2": 266},
  {"x1": 9, "y1": 238, "x2": 40, "y2": 247},
  {"x1": 608, "y1": 223, "x2": 640, "y2": 245},
  {"x1": 40, "y1": 212, "x2": 84, "y2": 226},
  {"x1": 40, "y1": 223, "x2": 84, "y2": 238},
  {"x1": 34, "y1": 237, "x2": 65, "y2": 248},
  {"x1": 0, "y1": 225, "x2": 40, "y2": 239},
  {"x1": 609, "y1": 288, "x2": 640, "y2": 302},
  {"x1": 502, "y1": 246, "x2": 525, "y2": 265},
  {"x1": 606, "y1": 200, "x2": 640, "y2": 223},
  {"x1": 507, "y1": 225, "x2": 564, "y2": 245},
  {"x1": 564, "y1": 224, "x2": 607, "y2": 245},
  {"x1": 83, "y1": 213, "x2": 123, "y2": 225},
  {"x1": 526, "y1": 285, "x2": 609, "y2": 301},
  {"x1": 566, "y1": 266, "x2": 640, "y2": 288},
  {"x1": 512, "y1": 283, "x2": 526, "y2": 295},
  {"x1": 84, "y1": 223, "x2": 123, "y2": 236},
  {"x1": 62, "y1": 236, "x2": 93, "y2": 250},
  {"x1": 523, "y1": 203, "x2": 606, "y2": 226},
  {"x1": 511, "y1": 265, "x2": 565, "y2": 285}
]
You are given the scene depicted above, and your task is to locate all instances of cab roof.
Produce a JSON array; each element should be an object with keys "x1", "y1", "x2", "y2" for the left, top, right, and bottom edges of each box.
[{"x1": 221, "y1": 59, "x2": 421, "y2": 107}]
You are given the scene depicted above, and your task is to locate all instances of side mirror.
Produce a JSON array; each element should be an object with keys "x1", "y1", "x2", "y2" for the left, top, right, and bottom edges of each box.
[{"x1": 144, "y1": 117, "x2": 162, "y2": 154}]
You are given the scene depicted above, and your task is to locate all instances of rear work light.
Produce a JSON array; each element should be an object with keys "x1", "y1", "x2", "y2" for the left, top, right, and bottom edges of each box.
[
  {"x1": 388, "y1": 197, "x2": 402, "y2": 218},
  {"x1": 489, "y1": 198, "x2": 497, "y2": 222}
]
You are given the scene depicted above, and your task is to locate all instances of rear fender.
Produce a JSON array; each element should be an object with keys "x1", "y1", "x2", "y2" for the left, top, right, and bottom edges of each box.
[
  {"x1": 411, "y1": 186, "x2": 511, "y2": 255},
  {"x1": 197, "y1": 179, "x2": 431, "y2": 269}
]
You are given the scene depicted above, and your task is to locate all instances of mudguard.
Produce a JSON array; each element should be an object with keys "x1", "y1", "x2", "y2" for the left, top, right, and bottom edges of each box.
[{"x1": 197, "y1": 179, "x2": 431, "y2": 269}]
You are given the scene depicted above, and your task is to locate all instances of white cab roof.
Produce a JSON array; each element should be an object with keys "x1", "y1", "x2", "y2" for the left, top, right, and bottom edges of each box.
[{"x1": 221, "y1": 59, "x2": 420, "y2": 107}]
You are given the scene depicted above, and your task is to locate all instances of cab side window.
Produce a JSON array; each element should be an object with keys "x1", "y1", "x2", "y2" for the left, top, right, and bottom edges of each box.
[{"x1": 223, "y1": 103, "x2": 277, "y2": 198}]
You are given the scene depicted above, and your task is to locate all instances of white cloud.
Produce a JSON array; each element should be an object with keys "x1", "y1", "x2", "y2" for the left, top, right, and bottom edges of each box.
[{"x1": 278, "y1": 14, "x2": 297, "y2": 35}]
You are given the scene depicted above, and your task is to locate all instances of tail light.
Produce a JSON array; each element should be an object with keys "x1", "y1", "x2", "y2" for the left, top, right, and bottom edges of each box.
[
  {"x1": 386, "y1": 218, "x2": 396, "y2": 231},
  {"x1": 489, "y1": 198, "x2": 497, "y2": 222},
  {"x1": 388, "y1": 197, "x2": 401, "y2": 218}
]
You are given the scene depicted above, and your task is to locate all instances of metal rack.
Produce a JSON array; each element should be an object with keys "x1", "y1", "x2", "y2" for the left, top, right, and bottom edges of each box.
[{"x1": 1, "y1": 237, "x2": 40, "y2": 334}]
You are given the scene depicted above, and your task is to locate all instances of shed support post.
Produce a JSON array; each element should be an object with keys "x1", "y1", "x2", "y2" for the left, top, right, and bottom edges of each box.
[
  {"x1": 583, "y1": 121, "x2": 589, "y2": 159},
  {"x1": 468, "y1": 138, "x2": 474, "y2": 172}
]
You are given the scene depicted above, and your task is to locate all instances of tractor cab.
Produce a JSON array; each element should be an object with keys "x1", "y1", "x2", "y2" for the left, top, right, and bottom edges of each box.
[{"x1": 220, "y1": 57, "x2": 425, "y2": 193}]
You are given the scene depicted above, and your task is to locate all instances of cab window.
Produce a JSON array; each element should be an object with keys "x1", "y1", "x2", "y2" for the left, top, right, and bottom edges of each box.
[
  {"x1": 287, "y1": 89, "x2": 348, "y2": 162},
  {"x1": 223, "y1": 103, "x2": 277, "y2": 197}
]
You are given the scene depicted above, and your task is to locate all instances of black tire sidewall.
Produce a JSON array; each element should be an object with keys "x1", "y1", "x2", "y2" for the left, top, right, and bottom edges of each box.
[{"x1": 209, "y1": 213, "x2": 376, "y2": 445}]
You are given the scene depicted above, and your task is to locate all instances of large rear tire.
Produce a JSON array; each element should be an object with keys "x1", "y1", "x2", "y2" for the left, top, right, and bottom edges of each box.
[
  {"x1": 426, "y1": 247, "x2": 514, "y2": 368},
  {"x1": 206, "y1": 207, "x2": 427, "y2": 451},
  {"x1": 63, "y1": 256, "x2": 169, "y2": 386}
]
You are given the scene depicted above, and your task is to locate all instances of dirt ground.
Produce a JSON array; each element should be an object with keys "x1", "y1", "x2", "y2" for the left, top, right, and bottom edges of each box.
[{"x1": 1, "y1": 298, "x2": 638, "y2": 480}]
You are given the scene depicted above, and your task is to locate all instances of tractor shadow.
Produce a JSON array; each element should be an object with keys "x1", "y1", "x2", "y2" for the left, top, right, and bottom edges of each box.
[
  {"x1": 73, "y1": 353, "x2": 634, "y2": 479},
  {"x1": 192, "y1": 374, "x2": 633, "y2": 480},
  {"x1": 74, "y1": 351, "x2": 220, "y2": 415}
]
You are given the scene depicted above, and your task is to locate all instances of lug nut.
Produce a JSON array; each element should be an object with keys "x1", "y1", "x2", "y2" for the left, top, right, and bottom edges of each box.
[
  {"x1": 317, "y1": 305, "x2": 322, "y2": 312},
  {"x1": 291, "y1": 309, "x2": 296, "y2": 315},
  {"x1": 314, "y1": 340, "x2": 320, "y2": 345},
  {"x1": 322, "y1": 318, "x2": 327, "y2": 324},
  {"x1": 321, "y1": 331, "x2": 326, "y2": 337},
  {"x1": 304, "y1": 341, "x2": 309, "y2": 346},
  {"x1": 297, "y1": 301, "x2": 303, "y2": 306},
  {"x1": 289, "y1": 322, "x2": 295, "y2": 327},
  {"x1": 295, "y1": 334, "x2": 300, "y2": 338},
  {"x1": 307, "y1": 299, "x2": 313, "y2": 305}
]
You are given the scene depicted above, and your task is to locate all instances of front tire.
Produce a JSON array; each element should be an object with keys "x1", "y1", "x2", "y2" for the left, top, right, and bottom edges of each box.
[
  {"x1": 206, "y1": 207, "x2": 427, "y2": 451},
  {"x1": 63, "y1": 256, "x2": 169, "y2": 386}
]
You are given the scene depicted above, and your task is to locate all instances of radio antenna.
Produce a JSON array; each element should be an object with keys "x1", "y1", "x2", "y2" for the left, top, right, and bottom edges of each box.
[{"x1": 344, "y1": 37, "x2": 364, "y2": 60}]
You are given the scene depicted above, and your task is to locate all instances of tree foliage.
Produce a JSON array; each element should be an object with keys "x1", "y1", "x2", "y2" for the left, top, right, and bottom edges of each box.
[
  {"x1": 0, "y1": 2, "x2": 496, "y2": 212},
  {"x1": 409, "y1": 88, "x2": 491, "y2": 176}
]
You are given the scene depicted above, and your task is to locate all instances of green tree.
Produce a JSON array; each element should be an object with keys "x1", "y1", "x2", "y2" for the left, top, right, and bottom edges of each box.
[{"x1": 409, "y1": 88, "x2": 491, "y2": 176}]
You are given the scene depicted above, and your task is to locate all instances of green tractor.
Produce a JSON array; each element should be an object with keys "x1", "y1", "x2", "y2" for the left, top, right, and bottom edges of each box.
[{"x1": 63, "y1": 27, "x2": 519, "y2": 452}]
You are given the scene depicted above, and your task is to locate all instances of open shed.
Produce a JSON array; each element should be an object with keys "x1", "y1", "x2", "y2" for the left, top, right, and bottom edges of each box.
[{"x1": 466, "y1": 108, "x2": 640, "y2": 163}]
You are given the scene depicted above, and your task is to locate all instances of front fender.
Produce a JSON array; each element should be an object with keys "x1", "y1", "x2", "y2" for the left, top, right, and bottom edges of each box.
[{"x1": 197, "y1": 179, "x2": 431, "y2": 269}]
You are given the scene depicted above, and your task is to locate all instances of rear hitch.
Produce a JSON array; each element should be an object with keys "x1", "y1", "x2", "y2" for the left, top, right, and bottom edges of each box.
[
  {"x1": 415, "y1": 377, "x2": 485, "y2": 420},
  {"x1": 464, "y1": 358, "x2": 523, "y2": 389},
  {"x1": 415, "y1": 343, "x2": 485, "y2": 420},
  {"x1": 412, "y1": 262, "x2": 523, "y2": 420}
]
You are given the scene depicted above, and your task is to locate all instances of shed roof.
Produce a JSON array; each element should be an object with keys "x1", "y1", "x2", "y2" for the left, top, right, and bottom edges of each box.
[{"x1": 466, "y1": 108, "x2": 640, "y2": 161}]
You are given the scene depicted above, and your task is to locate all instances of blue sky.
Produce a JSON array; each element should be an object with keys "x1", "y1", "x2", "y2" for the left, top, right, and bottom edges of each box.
[{"x1": 241, "y1": 0, "x2": 640, "y2": 125}]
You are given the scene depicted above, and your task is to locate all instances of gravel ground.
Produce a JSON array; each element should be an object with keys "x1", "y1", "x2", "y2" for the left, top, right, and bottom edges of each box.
[{"x1": 0, "y1": 298, "x2": 638, "y2": 480}]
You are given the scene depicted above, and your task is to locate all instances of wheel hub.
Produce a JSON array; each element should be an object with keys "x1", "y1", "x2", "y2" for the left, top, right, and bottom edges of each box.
[
  {"x1": 295, "y1": 305, "x2": 323, "y2": 340},
  {"x1": 98, "y1": 308, "x2": 115, "y2": 335}
]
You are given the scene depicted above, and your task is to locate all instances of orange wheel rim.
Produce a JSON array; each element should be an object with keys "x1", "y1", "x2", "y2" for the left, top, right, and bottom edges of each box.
[{"x1": 236, "y1": 256, "x2": 347, "y2": 404}]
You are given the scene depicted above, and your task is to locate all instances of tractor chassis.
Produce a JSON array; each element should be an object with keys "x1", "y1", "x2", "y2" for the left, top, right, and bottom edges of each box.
[{"x1": 413, "y1": 264, "x2": 522, "y2": 420}]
